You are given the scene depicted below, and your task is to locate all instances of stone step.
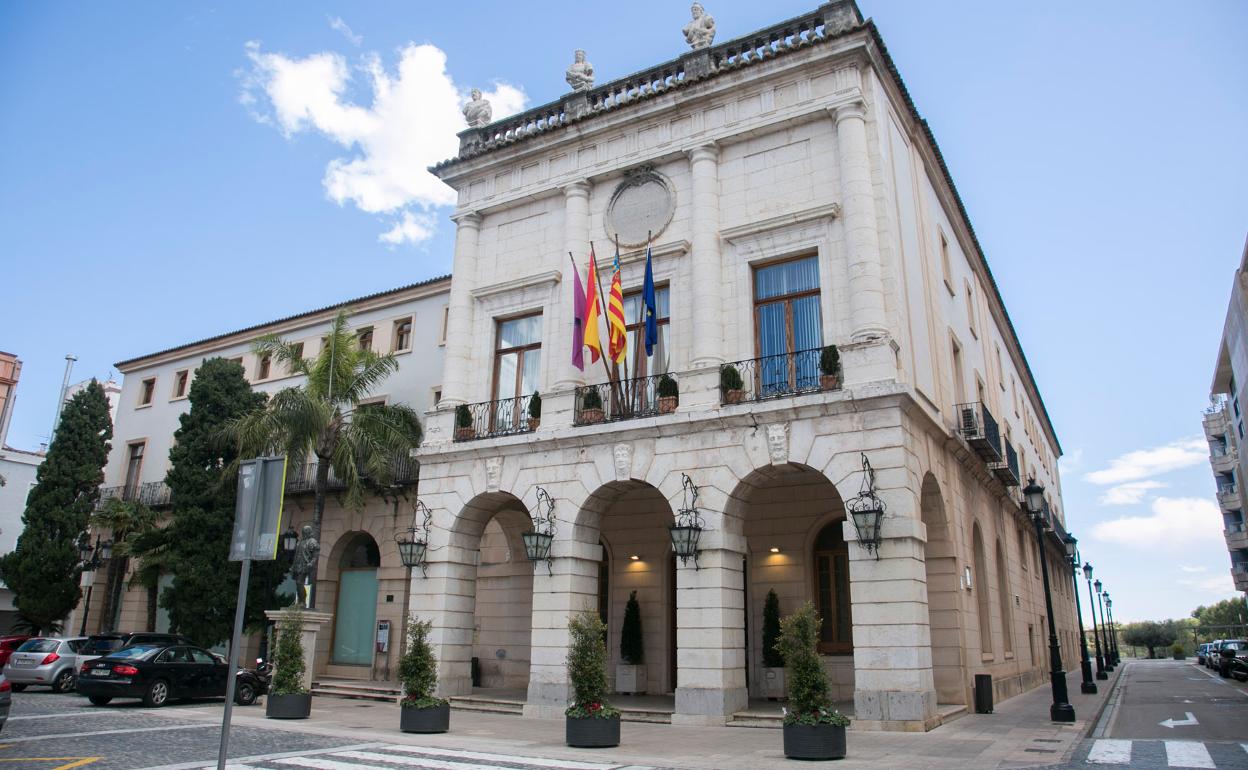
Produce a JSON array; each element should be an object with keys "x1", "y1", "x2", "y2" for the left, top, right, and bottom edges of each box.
[
  {"x1": 311, "y1": 681, "x2": 401, "y2": 703},
  {"x1": 618, "y1": 708, "x2": 671, "y2": 724},
  {"x1": 449, "y1": 696, "x2": 524, "y2": 715},
  {"x1": 727, "y1": 712, "x2": 783, "y2": 729}
]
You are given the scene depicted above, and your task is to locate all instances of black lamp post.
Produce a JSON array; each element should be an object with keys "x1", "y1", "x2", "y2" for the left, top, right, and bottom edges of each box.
[
  {"x1": 1104, "y1": 592, "x2": 1120, "y2": 666},
  {"x1": 1022, "y1": 478, "x2": 1075, "y2": 722},
  {"x1": 1064, "y1": 536, "x2": 1096, "y2": 695},
  {"x1": 76, "y1": 534, "x2": 114, "y2": 635},
  {"x1": 1083, "y1": 562, "x2": 1108, "y2": 680},
  {"x1": 1094, "y1": 580, "x2": 1113, "y2": 671},
  {"x1": 669, "y1": 474, "x2": 704, "y2": 569}
]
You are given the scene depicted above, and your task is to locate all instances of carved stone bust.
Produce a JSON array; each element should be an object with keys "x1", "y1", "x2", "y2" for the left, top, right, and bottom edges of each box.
[
  {"x1": 613, "y1": 443, "x2": 632, "y2": 482},
  {"x1": 485, "y1": 456, "x2": 501, "y2": 491},
  {"x1": 683, "y1": 3, "x2": 716, "y2": 49},
  {"x1": 565, "y1": 49, "x2": 595, "y2": 92},
  {"x1": 766, "y1": 423, "x2": 789, "y2": 466},
  {"x1": 463, "y1": 88, "x2": 492, "y2": 128}
]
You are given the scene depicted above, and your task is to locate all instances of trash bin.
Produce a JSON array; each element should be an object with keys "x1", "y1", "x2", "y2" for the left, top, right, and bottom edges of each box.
[
  {"x1": 471, "y1": 656, "x2": 481, "y2": 688},
  {"x1": 974, "y1": 674, "x2": 993, "y2": 714}
]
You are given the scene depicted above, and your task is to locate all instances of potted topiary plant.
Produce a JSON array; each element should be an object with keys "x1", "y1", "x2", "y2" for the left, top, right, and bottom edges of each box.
[
  {"x1": 580, "y1": 388, "x2": 605, "y2": 424},
  {"x1": 1171, "y1": 642, "x2": 1185, "y2": 661},
  {"x1": 657, "y1": 374, "x2": 679, "y2": 414},
  {"x1": 454, "y1": 403, "x2": 474, "y2": 441},
  {"x1": 778, "y1": 602, "x2": 849, "y2": 760},
  {"x1": 720, "y1": 364, "x2": 744, "y2": 405},
  {"x1": 398, "y1": 615, "x2": 450, "y2": 733},
  {"x1": 266, "y1": 607, "x2": 311, "y2": 719},
  {"x1": 617, "y1": 591, "x2": 645, "y2": 694},
  {"x1": 528, "y1": 392, "x2": 542, "y2": 432},
  {"x1": 819, "y1": 345, "x2": 841, "y2": 390},
  {"x1": 565, "y1": 612, "x2": 620, "y2": 748},
  {"x1": 761, "y1": 589, "x2": 786, "y2": 701}
]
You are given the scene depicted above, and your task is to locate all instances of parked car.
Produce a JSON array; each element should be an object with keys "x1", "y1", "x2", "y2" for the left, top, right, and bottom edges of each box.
[
  {"x1": 73, "y1": 632, "x2": 196, "y2": 676},
  {"x1": 1206, "y1": 640, "x2": 1224, "y2": 668},
  {"x1": 2, "y1": 637, "x2": 88, "y2": 692},
  {"x1": 78, "y1": 644, "x2": 230, "y2": 708},
  {"x1": 0, "y1": 637, "x2": 31, "y2": 668},
  {"x1": 1196, "y1": 643, "x2": 1211, "y2": 665},
  {"x1": 1227, "y1": 647, "x2": 1248, "y2": 682},
  {"x1": 1215, "y1": 639, "x2": 1247, "y2": 678},
  {"x1": 0, "y1": 674, "x2": 11, "y2": 733}
]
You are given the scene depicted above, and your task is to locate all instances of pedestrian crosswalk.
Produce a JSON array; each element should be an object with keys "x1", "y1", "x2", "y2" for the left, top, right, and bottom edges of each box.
[
  {"x1": 1083, "y1": 739, "x2": 1248, "y2": 769},
  {"x1": 206, "y1": 744, "x2": 656, "y2": 770}
]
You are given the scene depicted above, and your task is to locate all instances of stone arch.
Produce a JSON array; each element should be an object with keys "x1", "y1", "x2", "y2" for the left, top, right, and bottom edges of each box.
[
  {"x1": 326, "y1": 531, "x2": 381, "y2": 670},
  {"x1": 920, "y1": 472, "x2": 964, "y2": 705},
  {"x1": 972, "y1": 522, "x2": 992, "y2": 657}
]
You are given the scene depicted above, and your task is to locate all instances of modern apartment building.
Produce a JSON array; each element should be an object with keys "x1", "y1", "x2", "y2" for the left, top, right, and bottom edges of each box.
[{"x1": 1207, "y1": 235, "x2": 1248, "y2": 594}]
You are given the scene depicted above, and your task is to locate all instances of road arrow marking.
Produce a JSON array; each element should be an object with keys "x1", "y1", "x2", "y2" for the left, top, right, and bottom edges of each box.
[{"x1": 1159, "y1": 712, "x2": 1199, "y2": 728}]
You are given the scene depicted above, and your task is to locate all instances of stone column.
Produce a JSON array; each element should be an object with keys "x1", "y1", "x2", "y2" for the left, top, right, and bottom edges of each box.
[
  {"x1": 554, "y1": 181, "x2": 593, "y2": 392},
  {"x1": 688, "y1": 144, "x2": 724, "y2": 368},
  {"x1": 524, "y1": 545, "x2": 600, "y2": 718},
  {"x1": 409, "y1": 548, "x2": 478, "y2": 697},
  {"x1": 264, "y1": 608, "x2": 333, "y2": 692},
  {"x1": 843, "y1": 517, "x2": 939, "y2": 731},
  {"x1": 834, "y1": 101, "x2": 888, "y2": 342},
  {"x1": 673, "y1": 548, "x2": 747, "y2": 725},
  {"x1": 439, "y1": 212, "x2": 482, "y2": 407}
]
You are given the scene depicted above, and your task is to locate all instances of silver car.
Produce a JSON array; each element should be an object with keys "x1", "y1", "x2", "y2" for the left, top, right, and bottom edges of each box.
[
  {"x1": 0, "y1": 673, "x2": 11, "y2": 732},
  {"x1": 2, "y1": 637, "x2": 87, "y2": 693}
]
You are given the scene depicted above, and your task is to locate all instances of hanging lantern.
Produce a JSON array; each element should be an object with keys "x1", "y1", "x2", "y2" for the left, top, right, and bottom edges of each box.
[
  {"x1": 523, "y1": 487, "x2": 557, "y2": 574},
  {"x1": 1022, "y1": 478, "x2": 1046, "y2": 517},
  {"x1": 846, "y1": 454, "x2": 885, "y2": 558},
  {"x1": 281, "y1": 526, "x2": 300, "y2": 555},
  {"x1": 98, "y1": 539, "x2": 114, "y2": 562},
  {"x1": 669, "y1": 474, "x2": 704, "y2": 568},
  {"x1": 395, "y1": 500, "x2": 433, "y2": 577}
]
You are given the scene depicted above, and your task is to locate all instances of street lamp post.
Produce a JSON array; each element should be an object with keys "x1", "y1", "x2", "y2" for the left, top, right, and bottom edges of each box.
[
  {"x1": 1083, "y1": 562, "x2": 1108, "y2": 680},
  {"x1": 1064, "y1": 536, "x2": 1096, "y2": 695},
  {"x1": 1104, "y1": 592, "x2": 1120, "y2": 665},
  {"x1": 1094, "y1": 580, "x2": 1113, "y2": 671},
  {"x1": 76, "y1": 534, "x2": 113, "y2": 636},
  {"x1": 1022, "y1": 479, "x2": 1076, "y2": 722}
]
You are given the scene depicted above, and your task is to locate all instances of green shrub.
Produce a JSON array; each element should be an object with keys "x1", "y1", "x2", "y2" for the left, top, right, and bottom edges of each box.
[
  {"x1": 762, "y1": 589, "x2": 784, "y2": 669},
  {"x1": 581, "y1": 388, "x2": 603, "y2": 410},
  {"x1": 398, "y1": 615, "x2": 447, "y2": 709},
  {"x1": 454, "y1": 404, "x2": 472, "y2": 429},
  {"x1": 657, "y1": 374, "x2": 679, "y2": 399},
  {"x1": 565, "y1": 612, "x2": 619, "y2": 719},
  {"x1": 778, "y1": 602, "x2": 849, "y2": 727},
  {"x1": 528, "y1": 392, "x2": 542, "y2": 420},
  {"x1": 270, "y1": 607, "x2": 307, "y2": 696},
  {"x1": 720, "y1": 364, "x2": 744, "y2": 392},
  {"x1": 819, "y1": 345, "x2": 841, "y2": 377},
  {"x1": 620, "y1": 591, "x2": 644, "y2": 665}
]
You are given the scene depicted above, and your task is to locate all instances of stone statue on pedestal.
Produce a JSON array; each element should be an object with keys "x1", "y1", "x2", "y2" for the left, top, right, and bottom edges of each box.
[
  {"x1": 683, "y1": 2, "x2": 716, "y2": 49},
  {"x1": 463, "y1": 89, "x2": 492, "y2": 127},
  {"x1": 289, "y1": 524, "x2": 319, "y2": 608},
  {"x1": 565, "y1": 49, "x2": 595, "y2": 92}
]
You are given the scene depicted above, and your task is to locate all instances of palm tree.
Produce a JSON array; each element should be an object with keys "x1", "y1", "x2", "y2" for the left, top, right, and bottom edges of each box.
[
  {"x1": 227, "y1": 310, "x2": 423, "y2": 608},
  {"x1": 91, "y1": 498, "x2": 160, "y2": 632}
]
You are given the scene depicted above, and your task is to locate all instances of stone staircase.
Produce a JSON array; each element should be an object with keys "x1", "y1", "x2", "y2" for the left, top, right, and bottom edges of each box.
[
  {"x1": 310, "y1": 679, "x2": 401, "y2": 703},
  {"x1": 448, "y1": 693, "x2": 525, "y2": 715}
]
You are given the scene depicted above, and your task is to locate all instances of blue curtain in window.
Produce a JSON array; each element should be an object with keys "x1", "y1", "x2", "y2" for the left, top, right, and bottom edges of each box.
[
  {"x1": 793, "y1": 295, "x2": 822, "y2": 390},
  {"x1": 755, "y1": 257, "x2": 822, "y2": 395},
  {"x1": 757, "y1": 303, "x2": 787, "y2": 395}
]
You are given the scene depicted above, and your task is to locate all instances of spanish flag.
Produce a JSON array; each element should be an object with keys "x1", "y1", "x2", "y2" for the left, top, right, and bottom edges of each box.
[
  {"x1": 607, "y1": 246, "x2": 627, "y2": 363},
  {"x1": 583, "y1": 246, "x2": 603, "y2": 364}
]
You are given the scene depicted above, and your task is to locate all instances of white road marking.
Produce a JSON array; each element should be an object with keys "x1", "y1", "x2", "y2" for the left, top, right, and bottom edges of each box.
[
  {"x1": 7, "y1": 710, "x2": 120, "y2": 720},
  {"x1": 132, "y1": 743, "x2": 387, "y2": 770},
  {"x1": 1164, "y1": 741, "x2": 1214, "y2": 768},
  {"x1": 1159, "y1": 712, "x2": 1199, "y2": 728},
  {"x1": 333, "y1": 751, "x2": 538, "y2": 769},
  {"x1": 275, "y1": 749, "x2": 640, "y2": 770},
  {"x1": 1087, "y1": 739, "x2": 1132, "y2": 764},
  {"x1": 380, "y1": 745, "x2": 627, "y2": 769},
  {"x1": 274, "y1": 759, "x2": 405, "y2": 770},
  {"x1": 0, "y1": 722, "x2": 218, "y2": 743}
]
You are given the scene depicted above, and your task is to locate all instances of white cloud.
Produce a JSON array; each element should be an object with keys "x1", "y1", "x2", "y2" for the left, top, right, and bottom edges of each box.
[
  {"x1": 1178, "y1": 573, "x2": 1237, "y2": 595},
  {"x1": 1098, "y1": 480, "x2": 1168, "y2": 506},
  {"x1": 1084, "y1": 438, "x2": 1208, "y2": 486},
  {"x1": 1090, "y1": 496, "x2": 1224, "y2": 548},
  {"x1": 1058, "y1": 448, "x2": 1084, "y2": 475},
  {"x1": 1179, "y1": 565, "x2": 1208, "y2": 573},
  {"x1": 240, "y1": 41, "x2": 528, "y2": 246},
  {"x1": 328, "y1": 16, "x2": 362, "y2": 46}
]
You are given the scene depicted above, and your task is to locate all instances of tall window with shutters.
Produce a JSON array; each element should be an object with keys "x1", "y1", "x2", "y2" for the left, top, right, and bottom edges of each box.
[{"x1": 753, "y1": 256, "x2": 823, "y2": 396}]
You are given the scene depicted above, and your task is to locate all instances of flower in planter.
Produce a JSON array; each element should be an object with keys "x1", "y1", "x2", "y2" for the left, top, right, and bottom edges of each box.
[{"x1": 565, "y1": 612, "x2": 621, "y2": 720}]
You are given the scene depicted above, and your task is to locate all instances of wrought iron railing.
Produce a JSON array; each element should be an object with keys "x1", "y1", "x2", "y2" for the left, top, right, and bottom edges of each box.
[
  {"x1": 96, "y1": 481, "x2": 171, "y2": 509},
  {"x1": 1226, "y1": 521, "x2": 1246, "y2": 534},
  {"x1": 284, "y1": 455, "x2": 420, "y2": 494},
  {"x1": 453, "y1": 394, "x2": 537, "y2": 442},
  {"x1": 991, "y1": 440, "x2": 1020, "y2": 487},
  {"x1": 956, "y1": 402, "x2": 1002, "y2": 462},
  {"x1": 574, "y1": 372, "x2": 677, "y2": 426},
  {"x1": 720, "y1": 348, "x2": 837, "y2": 404}
]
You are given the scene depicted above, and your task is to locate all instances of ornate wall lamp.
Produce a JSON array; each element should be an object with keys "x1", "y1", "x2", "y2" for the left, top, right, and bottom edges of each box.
[
  {"x1": 522, "y1": 487, "x2": 557, "y2": 574},
  {"x1": 669, "y1": 474, "x2": 704, "y2": 569},
  {"x1": 846, "y1": 453, "x2": 885, "y2": 558},
  {"x1": 395, "y1": 499, "x2": 433, "y2": 577}
]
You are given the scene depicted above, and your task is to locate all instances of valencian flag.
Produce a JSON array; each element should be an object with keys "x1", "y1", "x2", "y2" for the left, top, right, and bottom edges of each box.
[
  {"x1": 583, "y1": 246, "x2": 603, "y2": 364},
  {"x1": 642, "y1": 243, "x2": 658, "y2": 356},
  {"x1": 607, "y1": 244, "x2": 628, "y2": 363},
  {"x1": 570, "y1": 254, "x2": 587, "y2": 371}
]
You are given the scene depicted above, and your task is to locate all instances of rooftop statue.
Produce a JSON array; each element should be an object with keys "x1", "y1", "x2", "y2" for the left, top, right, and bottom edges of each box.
[
  {"x1": 683, "y1": 2, "x2": 716, "y2": 49},
  {"x1": 463, "y1": 88, "x2": 492, "y2": 127},
  {"x1": 565, "y1": 49, "x2": 595, "y2": 92}
]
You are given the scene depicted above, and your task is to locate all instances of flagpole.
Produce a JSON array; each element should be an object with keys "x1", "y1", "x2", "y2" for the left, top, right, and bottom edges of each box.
[{"x1": 588, "y1": 243, "x2": 615, "y2": 387}]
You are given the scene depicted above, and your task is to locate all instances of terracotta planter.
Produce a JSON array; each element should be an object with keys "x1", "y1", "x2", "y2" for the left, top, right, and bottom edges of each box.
[
  {"x1": 581, "y1": 407, "x2": 605, "y2": 424},
  {"x1": 454, "y1": 426, "x2": 475, "y2": 441},
  {"x1": 527, "y1": 418, "x2": 541, "y2": 431},
  {"x1": 724, "y1": 389, "x2": 744, "y2": 405},
  {"x1": 658, "y1": 396, "x2": 678, "y2": 414},
  {"x1": 820, "y1": 374, "x2": 841, "y2": 391},
  {"x1": 400, "y1": 703, "x2": 450, "y2": 734},
  {"x1": 783, "y1": 723, "x2": 846, "y2": 760},
  {"x1": 265, "y1": 693, "x2": 311, "y2": 720},
  {"x1": 566, "y1": 715, "x2": 620, "y2": 748}
]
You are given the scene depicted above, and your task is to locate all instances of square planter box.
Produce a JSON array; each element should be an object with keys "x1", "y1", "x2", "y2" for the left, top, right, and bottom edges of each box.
[
  {"x1": 783, "y1": 723, "x2": 846, "y2": 760},
  {"x1": 400, "y1": 703, "x2": 450, "y2": 733},
  {"x1": 616, "y1": 664, "x2": 646, "y2": 695},
  {"x1": 265, "y1": 693, "x2": 311, "y2": 720},
  {"x1": 566, "y1": 715, "x2": 620, "y2": 748},
  {"x1": 762, "y1": 667, "x2": 786, "y2": 700}
]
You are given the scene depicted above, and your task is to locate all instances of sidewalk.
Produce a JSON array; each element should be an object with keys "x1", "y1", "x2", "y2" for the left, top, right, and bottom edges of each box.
[{"x1": 178, "y1": 667, "x2": 1123, "y2": 770}]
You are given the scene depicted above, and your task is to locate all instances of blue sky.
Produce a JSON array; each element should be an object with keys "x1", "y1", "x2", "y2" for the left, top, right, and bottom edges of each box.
[{"x1": 2, "y1": 1, "x2": 1246, "y2": 622}]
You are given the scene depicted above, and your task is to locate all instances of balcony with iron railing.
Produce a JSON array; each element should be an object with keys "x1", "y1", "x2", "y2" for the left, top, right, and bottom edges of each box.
[
  {"x1": 1212, "y1": 448, "x2": 1238, "y2": 474},
  {"x1": 96, "y1": 481, "x2": 172, "y2": 510},
  {"x1": 453, "y1": 394, "x2": 537, "y2": 443},
  {"x1": 1204, "y1": 402, "x2": 1230, "y2": 439},
  {"x1": 1217, "y1": 482, "x2": 1242, "y2": 511},
  {"x1": 990, "y1": 440, "x2": 1021, "y2": 487},
  {"x1": 719, "y1": 348, "x2": 840, "y2": 405},
  {"x1": 575, "y1": 372, "x2": 678, "y2": 427},
  {"x1": 283, "y1": 455, "x2": 420, "y2": 494},
  {"x1": 1233, "y1": 560, "x2": 1248, "y2": 591},
  {"x1": 956, "y1": 402, "x2": 1002, "y2": 463},
  {"x1": 1226, "y1": 520, "x2": 1248, "y2": 549}
]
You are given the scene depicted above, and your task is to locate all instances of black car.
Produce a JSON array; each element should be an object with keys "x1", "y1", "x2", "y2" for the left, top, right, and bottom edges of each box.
[
  {"x1": 77, "y1": 644, "x2": 228, "y2": 707},
  {"x1": 1215, "y1": 639, "x2": 1247, "y2": 678}
]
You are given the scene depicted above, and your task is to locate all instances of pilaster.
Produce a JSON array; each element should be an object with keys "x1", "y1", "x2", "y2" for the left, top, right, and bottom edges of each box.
[
  {"x1": 524, "y1": 552, "x2": 600, "y2": 718},
  {"x1": 555, "y1": 181, "x2": 593, "y2": 392},
  {"x1": 409, "y1": 551, "x2": 478, "y2": 697},
  {"x1": 832, "y1": 101, "x2": 889, "y2": 342},
  {"x1": 439, "y1": 212, "x2": 482, "y2": 407},
  {"x1": 672, "y1": 547, "x2": 748, "y2": 725},
  {"x1": 688, "y1": 144, "x2": 725, "y2": 368}
]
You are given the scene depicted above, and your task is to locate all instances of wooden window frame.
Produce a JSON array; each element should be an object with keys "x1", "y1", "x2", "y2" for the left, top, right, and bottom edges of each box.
[
  {"x1": 123, "y1": 441, "x2": 146, "y2": 494},
  {"x1": 356, "y1": 327, "x2": 374, "y2": 353},
  {"x1": 256, "y1": 355, "x2": 272, "y2": 381},
  {"x1": 939, "y1": 229, "x2": 954, "y2": 296},
  {"x1": 139, "y1": 378, "x2": 156, "y2": 406},
  {"x1": 812, "y1": 521, "x2": 852, "y2": 655},
  {"x1": 491, "y1": 313, "x2": 542, "y2": 404},
  {"x1": 392, "y1": 316, "x2": 414, "y2": 353},
  {"x1": 171, "y1": 370, "x2": 189, "y2": 400}
]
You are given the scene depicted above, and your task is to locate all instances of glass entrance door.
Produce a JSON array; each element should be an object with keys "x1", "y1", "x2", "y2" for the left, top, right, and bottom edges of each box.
[{"x1": 333, "y1": 570, "x2": 378, "y2": 665}]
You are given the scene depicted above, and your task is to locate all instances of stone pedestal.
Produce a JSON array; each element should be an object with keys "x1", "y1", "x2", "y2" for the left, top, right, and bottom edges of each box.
[
  {"x1": 673, "y1": 548, "x2": 748, "y2": 725},
  {"x1": 265, "y1": 608, "x2": 332, "y2": 692}
]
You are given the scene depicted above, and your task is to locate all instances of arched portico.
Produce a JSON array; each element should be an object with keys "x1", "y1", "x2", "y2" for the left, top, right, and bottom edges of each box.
[{"x1": 920, "y1": 473, "x2": 965, "y2": 705}]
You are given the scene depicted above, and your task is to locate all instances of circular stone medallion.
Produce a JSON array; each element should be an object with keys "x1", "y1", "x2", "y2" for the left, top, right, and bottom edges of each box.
[{"x1": 605, "y1": 170, "x2": 674, "y2": 248}]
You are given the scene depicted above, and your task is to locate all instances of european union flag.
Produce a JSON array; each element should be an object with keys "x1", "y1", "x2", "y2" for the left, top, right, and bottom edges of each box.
[{"x1": 643, "y1": 244, "x2": 658, "y2": 356}]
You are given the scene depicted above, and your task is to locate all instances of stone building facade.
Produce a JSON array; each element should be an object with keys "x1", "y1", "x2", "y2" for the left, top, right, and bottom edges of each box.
[{"x1": 415, "y1": 0, "x2": 1076, "y2": 732}]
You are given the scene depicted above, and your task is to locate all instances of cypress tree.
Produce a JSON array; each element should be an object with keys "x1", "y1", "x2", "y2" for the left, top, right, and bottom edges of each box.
[
  {"x1": 620, "y1": 590, "x2": 644, "y2": 665},
  {"x1": 160, "y1": 358, "x2": 288, "y2": 647},
  {"x1": 0, "y1": 380, "x2": 112, "y2": 634},
  {"x1": 762, "y1": 589, "x2": 784, "y2": 668}
]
